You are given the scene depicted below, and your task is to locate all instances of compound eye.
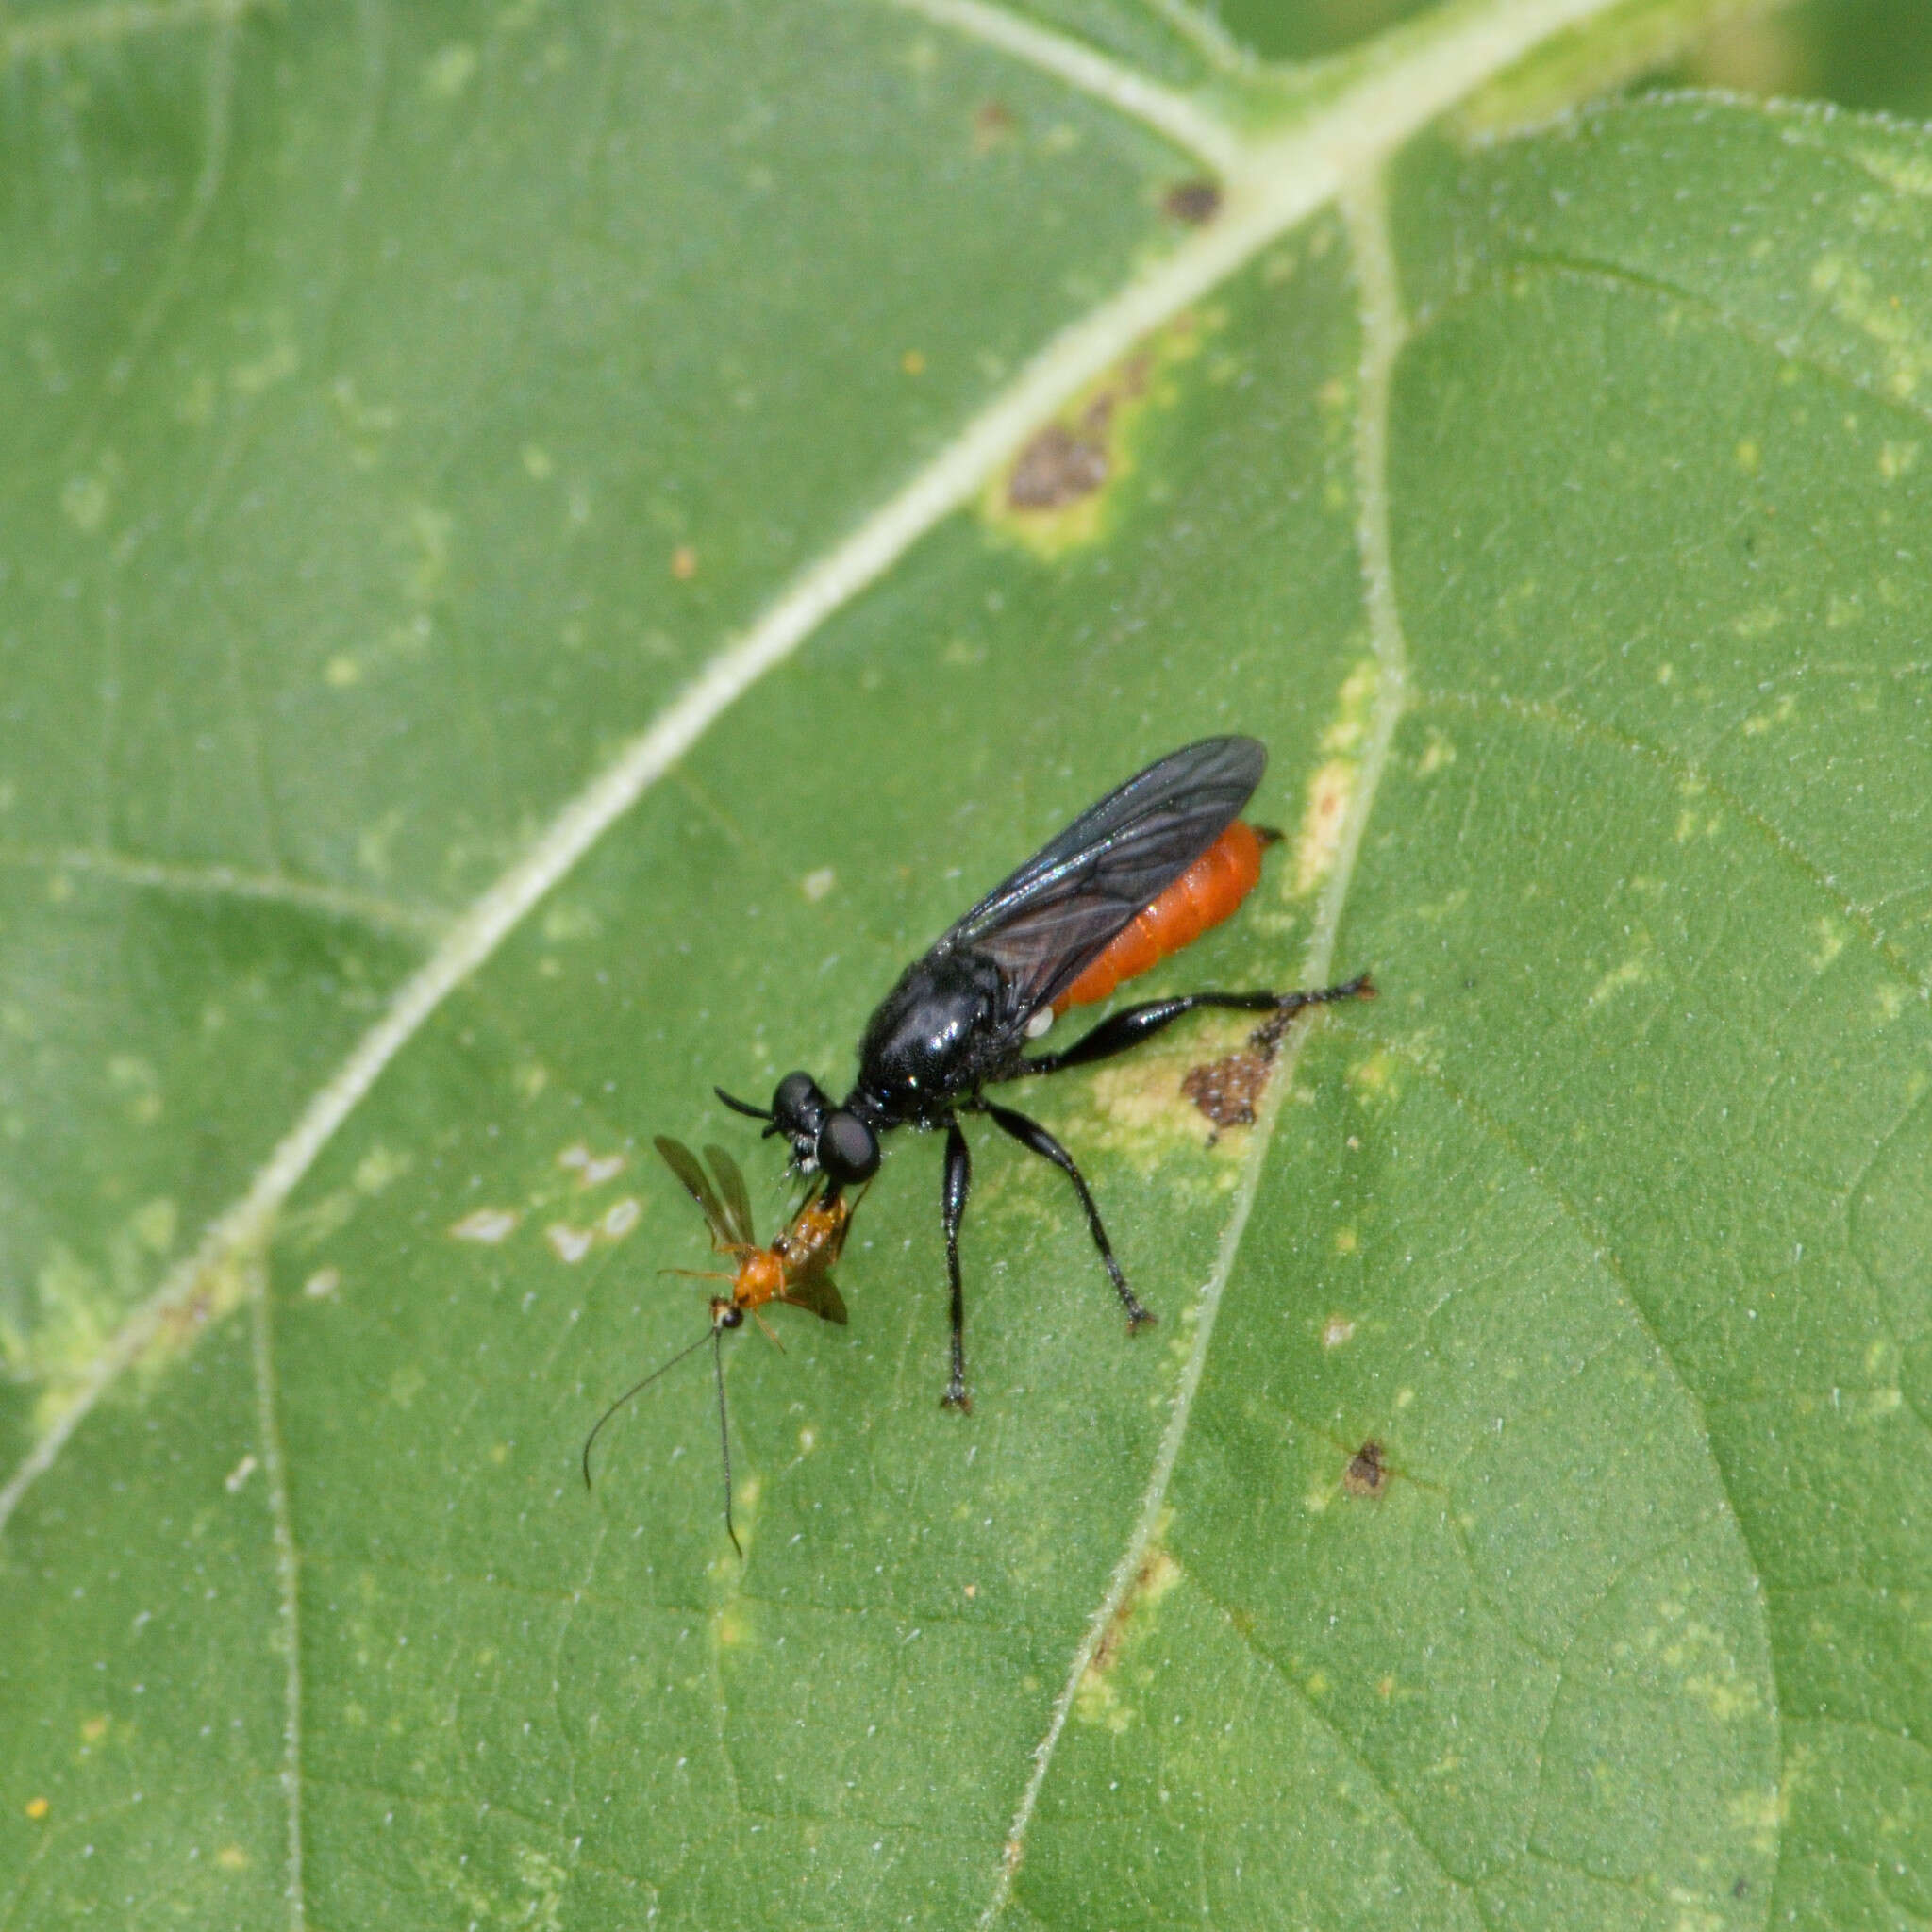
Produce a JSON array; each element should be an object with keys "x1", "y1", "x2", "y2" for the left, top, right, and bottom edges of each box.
[
  {"x1": 720, "y1": 1305, "x2": 746, "y2": 1330},
  {"x1": 819, "y1": 1110, "x2": 881, "y2": 1185},
  {"x1": 772, "y1": 1071, "x2": 824, "y2": 1132}
]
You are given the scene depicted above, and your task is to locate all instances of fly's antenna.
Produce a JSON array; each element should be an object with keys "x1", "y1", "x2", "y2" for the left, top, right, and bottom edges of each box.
[
  {"x1": 712, "y1": 1325, "x2": 741, "y2": 1557},
  {"x1": 714, "y1": 1087, "x2": 772, "y2": 1123},
  {"x1": 580, "y1": 1327, "x2": 716, "y2": 1490}
]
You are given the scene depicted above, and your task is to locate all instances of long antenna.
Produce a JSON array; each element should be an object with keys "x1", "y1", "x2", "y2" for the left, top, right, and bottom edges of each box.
[
  {"x1": 714, "y1": 1086, "x2": 773, "y2": 1122},
  {"x1": 712, "y1": 1326, "x2": 741, "y2": 1557},
  {"x1": 580, "y1": 1327, "x2": 715, "y2": 1489}
]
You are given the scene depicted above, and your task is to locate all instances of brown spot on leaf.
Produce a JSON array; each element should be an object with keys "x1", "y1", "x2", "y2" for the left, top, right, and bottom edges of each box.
[
  {"x1": 1181, "y1": 1004, "x2": 1299, "y2": 1133},
  {"x1": 1162, "y1": 179, "x2": 1223, "y2": 225},
  {"x1": 987, "y1": 330, "x2": 1202, "y2": 556},
  {"x1": 1184, "y1": 974, "x2": 1375, "y2": 1136},
  {"x1": 1180, "y1": 1047, "x2": 1271, "y2": 1128},
  {"x1": 1006, "y1": 360, "x2": 1151, "y2": 513},
  {"x1": 1008, "y1": 421, "x2": 1109, "y2": 509},
  {"x1": 973, "y1": 100, "x2": 1015, "y2": 153},
  {"x1": 1343, "y1": 1440, "x2": 1389, "y2": 1499}
]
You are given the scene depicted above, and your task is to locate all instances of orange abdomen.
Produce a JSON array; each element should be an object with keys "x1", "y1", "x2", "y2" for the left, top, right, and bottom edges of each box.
[{"x1": 1054, "y1": 821, "x2": 1267, "y2": 1013}]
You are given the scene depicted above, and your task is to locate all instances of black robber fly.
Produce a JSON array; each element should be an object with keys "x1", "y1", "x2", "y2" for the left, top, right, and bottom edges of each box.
[{"x1": 718, "y1": 736, "x2": 1373, "y2": 1407}]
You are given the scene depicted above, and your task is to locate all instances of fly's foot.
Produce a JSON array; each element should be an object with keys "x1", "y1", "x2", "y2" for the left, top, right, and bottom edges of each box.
[{"x1": 1335, "y1": 970, "x2": 1375, "y2": 1002}]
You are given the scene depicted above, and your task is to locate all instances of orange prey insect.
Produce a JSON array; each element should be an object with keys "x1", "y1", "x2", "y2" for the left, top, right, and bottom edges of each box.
[{"x1": 581, "y1": 1137, "x2": 855, "y2": 1554}]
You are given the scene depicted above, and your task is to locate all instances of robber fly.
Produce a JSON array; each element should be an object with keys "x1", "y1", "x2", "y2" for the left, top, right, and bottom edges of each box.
[
  {"x1": 581, "y1": 1136, "x2": 854, "y2": 1554},
  {"x1": 717, "y1": 736, "x2": 1373, "y2": 1408}
]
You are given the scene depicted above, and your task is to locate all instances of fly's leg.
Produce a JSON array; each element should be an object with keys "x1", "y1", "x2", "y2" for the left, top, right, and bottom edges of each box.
[
  {"x1": 1018, "y1": 974, "x2": 1374, "y2": 1077},
  {"x1": 980, "y1": 1100, "x2": 1153, "y2": 1331},
  {"x1": 941, "y1": 1120, "x2": 973, "y2": 1412}
]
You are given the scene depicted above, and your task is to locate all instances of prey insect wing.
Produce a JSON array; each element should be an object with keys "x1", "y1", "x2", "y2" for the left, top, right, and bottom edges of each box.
[
  {"x1": 778, "y1": 1267, "x2": 847, "y2": 1324},
  {"x1": 704, "y1": 1142, "x2": 758, "y2": 1249},
  {"x1": 653, "y1": 1134, "x2": 740, "y2": 1251},
  {"x1": 772, "y1": 1187, "x2": 855, "y2": 1324},
  {"x1": 936, "y1": 736, "x2": 1264, "y2": 1027}
]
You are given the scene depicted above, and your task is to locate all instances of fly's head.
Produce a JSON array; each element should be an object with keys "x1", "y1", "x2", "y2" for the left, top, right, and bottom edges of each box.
[
  {"x1": 772, "y1": 1071, "x2": 881, "y2": 1191},
  {"x1": 716, "y1": 1073, "x2": 881, "y2": 1191},
  {"x1": 768, "y1": 1070, "x2": 831, "y2": 1163}
]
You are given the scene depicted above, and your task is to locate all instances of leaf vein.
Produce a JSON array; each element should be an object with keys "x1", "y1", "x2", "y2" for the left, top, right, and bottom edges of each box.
[
  {"x1": 1461, "y1": 246, "x2": 1932, "y2": 434},
  {"x1": 0, "y1": 847, "x2": 449, "y2": 941},
  {"x1": 878, "y1": 0, "x2": 1241, "y2": 174},
  {"x1": 249, "y1": 1266, "x2": 308, "y2": 1931},
  {"x1": 1181, "y1": 1561, "x2": 1488, "y2": 1896},
  {"x1": 978, "y1": 160, "x2": 1418, "y2": 1924},
  {"x1": 1417, "y1": 686, "x2": 1932, "y2": 992}
]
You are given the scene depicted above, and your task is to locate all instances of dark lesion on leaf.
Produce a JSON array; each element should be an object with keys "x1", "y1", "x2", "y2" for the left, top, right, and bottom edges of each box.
[
  {"x1": 1161, "y1": 179, "x2": 1223, "y2": 225},
  {"x1": 1181, "y1": 966, "x2": 1302, "y2": 1137},
  {"x1": 1180, "y1": 1042, "x2": 1274, "y2": 1130},
  {"x1": 1005, "y1": 355, "x2": 1150, "y2": 513},
  {"x1": 1342, "y1": 1440, "x2": 1388, "y2": 1499},
  {"x1": 1008, "y1": 420, "x2": 1109, "y2": 508}
]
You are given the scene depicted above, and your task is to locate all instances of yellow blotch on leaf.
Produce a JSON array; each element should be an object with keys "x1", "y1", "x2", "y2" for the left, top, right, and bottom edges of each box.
[{"x1": 1293, "y1": 760, "x2": 1355, "y2": 896}]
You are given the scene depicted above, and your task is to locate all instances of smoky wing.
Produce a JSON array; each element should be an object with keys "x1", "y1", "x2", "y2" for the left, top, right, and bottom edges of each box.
[
  {"x1": 936, "y1": 737, "x2": 1265, "y2": 1023},
  {"x1": 780, "y1": 1269, "x2": 849, "y2": 1324},
  {"x1": 655, "y1": 1136, "x2": 742, "y2": 1250}
]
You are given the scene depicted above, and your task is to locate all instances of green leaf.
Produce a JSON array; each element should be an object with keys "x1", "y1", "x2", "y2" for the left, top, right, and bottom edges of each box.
[{"x1": 5, "y1": 4, "x2": 1931, "y2": 1928}]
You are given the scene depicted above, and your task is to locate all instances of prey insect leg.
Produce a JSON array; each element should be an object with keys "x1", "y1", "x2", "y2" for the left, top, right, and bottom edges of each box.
[
  {"x1": 1019, "y1": 974, "x2": 1374, "y2": 1077},
  {"x1": 941, "y1": 1120, "x2": 973, "y2": 1412},
  {"x1": 980, "y1": 1100, "x2": 1153, "y2": 1330}
]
